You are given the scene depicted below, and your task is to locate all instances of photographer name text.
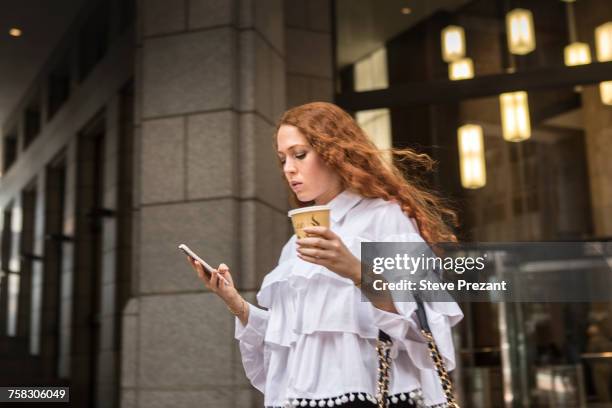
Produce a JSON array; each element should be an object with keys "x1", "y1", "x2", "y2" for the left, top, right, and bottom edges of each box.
[{"x1": 372, "y1": 279, "x2": 508, "y2": 291}]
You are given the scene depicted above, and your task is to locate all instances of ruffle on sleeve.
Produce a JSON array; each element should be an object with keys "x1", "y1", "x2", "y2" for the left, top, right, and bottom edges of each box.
[
  {"x1": 371, "y1": 301, "x2": 463, "y2": 371},
  {"x1": 262, "y1": 280, "x2": 300, "y2": 347},
  {"x1": 234, "y1": 303, "x2": 271, "y2": 393},
  {"x1": 255, "y1": 226, "x2": 462, "y2": 375},
  {"x1": 367, "y1": 231, "x2": 464, "y2": 371},
  {"x1": 255, "y1": 236, "x2": 381, "y2": 349},
  {"x1": 291, "y1": 273, "x2": 379, "y2": 340},
  {"x1": 235, "y1": 303, "x2": 270, "y2": 345}
]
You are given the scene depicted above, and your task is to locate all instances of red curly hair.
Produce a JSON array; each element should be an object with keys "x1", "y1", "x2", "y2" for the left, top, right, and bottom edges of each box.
[{"x1": 275, "y1": 102, "x2": 458, "y2": 244}]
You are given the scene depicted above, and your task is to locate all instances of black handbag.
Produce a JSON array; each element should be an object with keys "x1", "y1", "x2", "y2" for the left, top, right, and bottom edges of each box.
[{"x1": 375, "y1": 299, "x2": 459, "y2": 408}]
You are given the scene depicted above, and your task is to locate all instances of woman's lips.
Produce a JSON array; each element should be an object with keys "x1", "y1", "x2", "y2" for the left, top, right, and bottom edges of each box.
[{"x1": 291, "y1": 182, "x2": 303, "y2": 191}]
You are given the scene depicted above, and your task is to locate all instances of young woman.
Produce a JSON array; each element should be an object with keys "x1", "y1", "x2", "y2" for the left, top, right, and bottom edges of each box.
[{"x1": 187, "y1": 102, "x2": 463, "y2": 408}]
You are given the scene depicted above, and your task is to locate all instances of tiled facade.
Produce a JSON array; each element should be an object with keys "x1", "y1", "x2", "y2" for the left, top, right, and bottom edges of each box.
[
  {"x1": 2, "y1": 1, "x2": 610, "y2": 407},
  {"x1": 0, "y1": 1, "x2": 334, "y2": 407}
]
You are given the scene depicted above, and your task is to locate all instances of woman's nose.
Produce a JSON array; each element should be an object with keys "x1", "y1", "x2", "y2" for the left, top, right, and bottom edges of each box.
[{"x1": 283, "y1": 160, "x2": 296, "y2": 174}]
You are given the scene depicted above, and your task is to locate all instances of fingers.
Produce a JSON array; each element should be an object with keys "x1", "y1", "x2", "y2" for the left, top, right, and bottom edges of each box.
[
  {"x1": 218, "y1": 263, "x2": 230, "y2": 279},
  {"x1": 297, "y1": 252, "x2": 324, "y2": 266},
  {"x1": 188, "y1": 256, "x2": 214, "y2": 287},
  {"x1": 197, "y1": 264, "x2": 212, "y2": 285},
  {"x1": 296, "y1": 236, "x2": 335, "y2": 250},
  {"x1": 297, "y1": 246, "x2": 332, "y2": 259},
  {"x1": 188, "y1": 257, "x2": 203, "y2": 277},
  {"x1": 209, "y1": 269, "x2": 219, "y2": 289},
  {"x1": 216, "y1": 263, "x2": 231, "y2": 286},
  {"x1": 187, "y1": 255, "x2": 232, "y2": 290},
  {"x1": 187, "y1": 255, "x2": 196, "y2": 268},
  {"x1": 302, "y1": 226, "x2": 336, "y2": 240},
  {"x1": 297, "y1": 230, "x2": 342, "y2": 261}
]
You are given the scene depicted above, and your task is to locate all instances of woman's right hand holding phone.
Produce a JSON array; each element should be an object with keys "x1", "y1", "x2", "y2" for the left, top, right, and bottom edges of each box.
[{"x1": 187, "y1": 258, "x2": 249, "y2": 324}]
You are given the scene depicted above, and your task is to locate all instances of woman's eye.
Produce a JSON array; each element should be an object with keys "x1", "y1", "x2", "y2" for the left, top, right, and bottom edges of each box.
[{"x1": 295, "y1": 152, "x2": 306, "y2": 160}]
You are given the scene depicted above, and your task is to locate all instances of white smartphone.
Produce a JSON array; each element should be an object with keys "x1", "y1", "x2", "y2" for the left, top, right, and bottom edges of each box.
[{"x1": 178, "y1": 244, "x2": 229, "y2": 286}]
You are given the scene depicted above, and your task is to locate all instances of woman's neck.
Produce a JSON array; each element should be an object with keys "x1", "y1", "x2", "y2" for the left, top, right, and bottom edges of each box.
[{"x1": 314, "y1": 186, "x2": 344, "y2": 205}]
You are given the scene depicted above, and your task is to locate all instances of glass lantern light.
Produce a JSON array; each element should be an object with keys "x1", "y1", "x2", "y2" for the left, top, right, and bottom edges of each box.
[
  {"x1": 506, "y1": 9, "x2": 536, "y2": 55},
  {"x1": 595, "y1": 22, "x2": 612, "y2": 104},
  {"x1": 441, "y1": 25, "x2": 466, "y2": 62},
  {"x1": 564, "y1": 42, "x2": 592, "y2": 66},
  {"x1": 458, "y1": 124, "x2": 486, "y2": 189},
  {"x1": 600, "y1": 81, "x2": 612, "y2": 105},
  {"x1": 449, "y1": 57, "x2": 474, "y2": 80},
  {"x1": 500, "y1": 91, "x2": 531, "y2": 142},
  {"x1": 595, "y1": 22, "x2": 612, "y2": 62}
]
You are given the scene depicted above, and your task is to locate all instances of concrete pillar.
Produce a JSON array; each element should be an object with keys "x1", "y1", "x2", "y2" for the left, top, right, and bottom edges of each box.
[
  {"x1": 57, "y1": 140, "x2": 76, "y2": 379},
  {"x1": 0, "y1": 272, "x2": 6, "y2": 337},
  {"x1": 120, "y1": 1, "x2": 317, "y2": 407},
  {"x1": 28, "y1": 173, "x2": 46, "y2": 356},
  {"x1": 8, "y1": 196, "x2": 22, "y2": 338},
  {"x1": 95, "y1": 92, "x2": 123, "y2": 408},
  {"x1": 17, "y1": 189, "x2": 35, "y2": 340},
  {"x1": 285, "y1": 0, "x2": 334, "y2": 107},
  {"x1": 40, "y1": 164, "x2": 64, "y2": 380}
]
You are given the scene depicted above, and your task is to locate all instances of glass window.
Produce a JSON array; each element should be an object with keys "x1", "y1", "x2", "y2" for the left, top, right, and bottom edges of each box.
[
  {"x1": 335, "y1": 0, "x2": 610, "y2": 85},
  {"x1": 78, "y1": 2, "x2": 110, "y2": 81},
  {"x1": 353, "y1": 48, "x2": 393, "y2": 155},
  {"x1": 48, "y1": 55, "x2": 71, "y2": 120},
  {"x1": 354, "y1": 48, "x2": 389, "y2": 91},
  {"x1": 24, "y1": 98, "x2": 42, "y2": 148},
  {"x1": 3, "y1": 130, "x2": 18, "y2": 173},
  {"x1": 335, "y1": 1, "x2": 612, "y2": 405}
]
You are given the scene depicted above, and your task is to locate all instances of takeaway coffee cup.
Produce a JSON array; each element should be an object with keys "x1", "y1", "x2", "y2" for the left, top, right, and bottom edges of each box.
[{"x1": 288, "y1": 205, "x2": 330, "y2": 239}]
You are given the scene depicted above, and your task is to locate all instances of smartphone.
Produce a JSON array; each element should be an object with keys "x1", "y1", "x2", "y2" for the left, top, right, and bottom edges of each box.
[{"x1": 178, "y1": 244, "x2": 229, "y2": 286}]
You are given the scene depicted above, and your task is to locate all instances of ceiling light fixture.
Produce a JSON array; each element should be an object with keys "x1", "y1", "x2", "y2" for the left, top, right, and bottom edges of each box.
[
  {"x1": 458, "y1": 124, "x2": 486, "y2": 189},
  {"x1": 9, "y1": 28, "x2": 22, "y2": 37},
  {"x1": 563, "y1": 1, "x2": 591, "y2": 66},
  {"x1": 441, "y1": 25, "x2": 466, "y2": 62},
  {"x1": 500, "y1": 91, "x2": 531, "y2": 142},
  {"x1": 595, "y1": 22, "x2": 612, "y2": 62},
  {"x1": 506, "y1": 9, "x2": 536, "y2": 55},
  {"x1": 564, "y1": 42, "x2": 591, "y2": 66},
  {"x1": 449, "y1": 58, "x2": 474, "y2": 80},
  {"x1": 600, "y1": 81, "x2": 612, "y2": 105},
  {"x1": 595, "y1": 22, "x2": 612, "y2": 104}
]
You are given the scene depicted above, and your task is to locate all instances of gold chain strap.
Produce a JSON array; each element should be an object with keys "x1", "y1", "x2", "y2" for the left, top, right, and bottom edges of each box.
[
  {"x1": 376, "y1": 330, "x2": 460, "y2": 408},
  {"x1": 376, "y1": 337, "x2": 393, "y2": 408},
  {"x1": 420, "y1": 329, "x2": 460, "y2": 408}
]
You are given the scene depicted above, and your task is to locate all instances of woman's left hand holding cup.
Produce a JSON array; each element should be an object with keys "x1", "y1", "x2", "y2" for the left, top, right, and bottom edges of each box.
[{"x1": 296, "y1": 226, "x2": 361, "y2": 284}]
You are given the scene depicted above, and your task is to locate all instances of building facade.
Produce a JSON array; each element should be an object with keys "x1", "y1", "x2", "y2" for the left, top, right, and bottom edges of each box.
[
  {"x1": 1, "y1": 0, "x2": 611, "y2": 407},
  {"x1": 0, "y1": 1, "x2": 334, "y2": 407}
]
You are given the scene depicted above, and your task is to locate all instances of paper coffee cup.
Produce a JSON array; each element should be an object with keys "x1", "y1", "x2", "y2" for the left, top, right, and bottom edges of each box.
[{"x1": 288, "y1": 205, "x2": 330, "y2": 238}]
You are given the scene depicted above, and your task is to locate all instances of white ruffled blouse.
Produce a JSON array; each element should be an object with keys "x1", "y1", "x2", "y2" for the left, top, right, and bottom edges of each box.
[{"x1": 235, "y1": 190, "x2": 463, "y2": 408}]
